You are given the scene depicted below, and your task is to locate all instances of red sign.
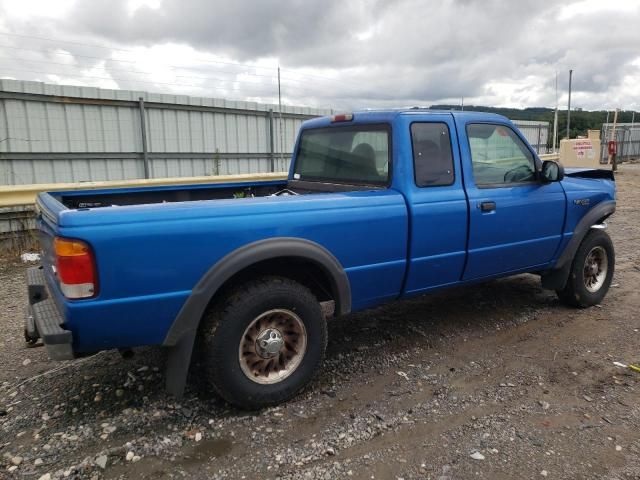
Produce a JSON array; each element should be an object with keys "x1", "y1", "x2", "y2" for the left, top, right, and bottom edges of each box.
[{"x1": 572, "y1": 140, "x2": 594, "y2": 158}]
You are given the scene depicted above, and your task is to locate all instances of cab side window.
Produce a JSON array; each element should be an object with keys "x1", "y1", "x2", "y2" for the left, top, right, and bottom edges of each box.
[
  {"x1": 467, "y1": 124, "x2": 536, "y2": 186},
  {"x1": 411, "y1": 122, "x2": 454, "y2": 187}
]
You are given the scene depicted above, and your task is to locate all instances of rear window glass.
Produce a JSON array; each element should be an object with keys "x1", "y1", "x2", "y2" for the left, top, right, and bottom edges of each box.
[{"x1": 293, "y1": 124, "x2": 390, "y2": 185}]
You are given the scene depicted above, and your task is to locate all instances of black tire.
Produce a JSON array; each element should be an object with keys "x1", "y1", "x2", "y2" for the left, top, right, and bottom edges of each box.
[
  {"x1": 197, "y1": 276, "x2": 327, "y2": 409},
  {"x1": 24, "y1": 328, "x2": 39, "y2": 346},
  {"x1": 556, "y1": 229, "x2": 615, "y2": 308}
]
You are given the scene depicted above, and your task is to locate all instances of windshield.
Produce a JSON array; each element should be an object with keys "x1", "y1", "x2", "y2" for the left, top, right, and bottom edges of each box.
[{"x1": 293, "y1": 124, "x2": 390, "y2": 185}]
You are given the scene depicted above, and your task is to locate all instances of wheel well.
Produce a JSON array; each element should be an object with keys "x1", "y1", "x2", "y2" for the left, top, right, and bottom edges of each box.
[
  {"x1": 597, "y1": 213, "x2": 613, "y2": 224},
  {"x1": 211, "y1": 257, "x2": 336, "y2": 309}
]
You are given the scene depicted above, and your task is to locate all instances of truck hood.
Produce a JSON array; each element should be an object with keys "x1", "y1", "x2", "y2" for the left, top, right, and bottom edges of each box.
[
  {"x1": 561, "y1": 168, "x2": 616, "y2": 203},
  {"x1": 564, "y1": 167, "x2": 615, "y2": 181}
]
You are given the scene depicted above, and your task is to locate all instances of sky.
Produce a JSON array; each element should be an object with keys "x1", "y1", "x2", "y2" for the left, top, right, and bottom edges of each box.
[{"x1": 0, "y1": 0, "x2": 638, "y2": 111}]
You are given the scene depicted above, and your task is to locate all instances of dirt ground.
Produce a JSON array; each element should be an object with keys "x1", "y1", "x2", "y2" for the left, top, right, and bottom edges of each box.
[{"x1": 1, "y1": 165, "x2": 639, "y2": 480}]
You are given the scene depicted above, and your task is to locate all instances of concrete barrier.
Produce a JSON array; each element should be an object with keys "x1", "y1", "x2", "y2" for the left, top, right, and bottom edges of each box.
[
  {"x1": 539, "y1": 153, "x2": 560, "y2": 162},
  {"x1": 0, "y1": 172, "x2": 287, "y2": 253},
  {"x1": 559, "y1": 138, "x2": 602, "y2": 168},
  {"x1": 0, "y1": 172, "x2": 288, "y2": 208}
]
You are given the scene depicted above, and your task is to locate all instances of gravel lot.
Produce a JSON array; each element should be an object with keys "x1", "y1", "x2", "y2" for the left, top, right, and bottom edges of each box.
[{"x1": 1, "y1": 164, "x2": 639, "y2": 480}]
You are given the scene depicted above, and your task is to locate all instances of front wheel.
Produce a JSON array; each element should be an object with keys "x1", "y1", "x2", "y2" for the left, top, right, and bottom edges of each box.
[
  {"x1": 197, "y1": 276, "x2": 327, "y2": 409},
  {"x1": 556, "y1": 229, "x2": 615, "y2": 308}
]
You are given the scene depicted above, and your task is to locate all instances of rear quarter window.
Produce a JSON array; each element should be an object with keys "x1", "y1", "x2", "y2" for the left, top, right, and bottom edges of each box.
[{"x1": 411, "y1": 122, "x2": 455, "y2": 187}]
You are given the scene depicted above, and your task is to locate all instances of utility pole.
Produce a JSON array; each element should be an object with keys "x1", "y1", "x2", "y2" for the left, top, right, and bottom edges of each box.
[
  {"x1": 277, "y1": 65, "x2": 284, "y2": 168},
  {"x1": 138, "y1": 97, "x2": 150, "y2": 179},
  {"x1": 552, "y1": 71, "x2": 558, "y2": 152},
  {"x1": 608, "y1": 108, "x2": 619, "y2": 170},
  {"x1": 566, "y1": 69, "x2": 573, "y2": 140},
  {"x1": 633, "y1": 112, "x2": 637, "y2": 160},
  {"x1": 461, "y1": 96, "x2": 464, "y2": 111}
]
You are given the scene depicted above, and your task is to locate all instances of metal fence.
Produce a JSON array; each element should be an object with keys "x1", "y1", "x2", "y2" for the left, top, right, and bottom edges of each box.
[
  {"x1": 600, "y1": 123, "x2": 640, "y2": 162},
  {"x1": 1, "y1": 80, "x2": 553, "y2": 185},
  {"x1": 0, "y1": 79, "x2": 331, "y2": 185},
  {"x1": 510, "y1": 120, "x2": 550, "y2": 154}
]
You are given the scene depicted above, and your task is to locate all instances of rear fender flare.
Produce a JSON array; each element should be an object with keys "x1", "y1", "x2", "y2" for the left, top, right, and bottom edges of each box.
[
  {"x1": 164, "y1": 237, "x2": 351, "y2": 347},
  {"x1": 163, "y1": 237, "x2": 351, "y2": 397}
]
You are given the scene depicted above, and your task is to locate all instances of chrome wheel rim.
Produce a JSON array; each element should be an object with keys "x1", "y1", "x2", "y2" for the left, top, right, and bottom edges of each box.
[
  {"x1": 238, "y1": 309, "x2": 307, "y2": 385},
  {"x1": 583, "y1": 246, "x2": 608, "y2": 293}
]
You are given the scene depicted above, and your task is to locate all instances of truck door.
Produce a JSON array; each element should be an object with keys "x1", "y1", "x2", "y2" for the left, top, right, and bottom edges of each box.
[
  {"x1": 459, "y1": 121, "x2": 566, "y2": 280},
  {"x1": 401, "y1": 114, "x2": 469, "y2": 295}
]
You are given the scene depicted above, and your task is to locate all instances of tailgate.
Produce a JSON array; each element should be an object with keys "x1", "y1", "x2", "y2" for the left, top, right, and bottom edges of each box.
[{"x1": 35, "y1": 192, "x2": 67, "y2": 288}]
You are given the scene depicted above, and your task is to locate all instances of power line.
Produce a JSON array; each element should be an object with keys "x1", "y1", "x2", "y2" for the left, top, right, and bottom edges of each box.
[
  {"x1": 0, "y1": 32, "x2": 356, "y2": 108},
  {"x1": 0, "y1": 31, "x2": 352, "y2": 85},
  {"x1": 0, "y1": 66, "x2": 281, "y2": 97},
  {"x1": 0, "y1": 31, "x2": 278, "y2": 71},
  {"x1": 0, "y1": 44, "x2": 275, "y2": 79},
  {"x1": 0, "y1": 54, "x2": 345, "y2": 102},
  {"x1": 0, "y1": 43, "x2": 346, "y2": 88},
  {"x1": 0, "y1": 55, "x2": 279, "y2": 88}
]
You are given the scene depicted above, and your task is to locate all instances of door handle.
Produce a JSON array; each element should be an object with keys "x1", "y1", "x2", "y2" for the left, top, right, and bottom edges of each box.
[{"x1": 479, "y1": 201, "x2": 496, "y2": 212}]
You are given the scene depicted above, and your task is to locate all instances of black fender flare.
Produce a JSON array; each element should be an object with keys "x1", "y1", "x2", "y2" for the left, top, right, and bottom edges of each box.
[
  {"x1": 163, "y1": 237, "x2": 351, "y2": 397},
  {"x1": 164, "y1": 237, "x2": 351, "y2": 347},
  {"x1": 541, "y1": 200, "x2": 615, "y2": 290}
]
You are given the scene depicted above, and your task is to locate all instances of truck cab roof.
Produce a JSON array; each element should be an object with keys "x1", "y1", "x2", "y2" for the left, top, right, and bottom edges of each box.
[{"x1": 301, "y1": 109, "x2": 510, "y2": 130}]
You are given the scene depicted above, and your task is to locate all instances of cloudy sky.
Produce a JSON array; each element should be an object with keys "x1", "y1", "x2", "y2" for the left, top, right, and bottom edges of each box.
[{"x1": 0, "y1": 0, "x2": 638, "y2": 111}]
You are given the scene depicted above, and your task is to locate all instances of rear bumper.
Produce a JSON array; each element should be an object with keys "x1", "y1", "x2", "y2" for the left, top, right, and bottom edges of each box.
[{"x1": 25, "y1": 266, "x2": 74, "y2": 360}]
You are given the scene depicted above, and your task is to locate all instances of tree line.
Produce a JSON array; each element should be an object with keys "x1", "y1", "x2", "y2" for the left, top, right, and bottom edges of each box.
[{"x1": 430, "y1": 105, "x2": 638, "y2": 139}]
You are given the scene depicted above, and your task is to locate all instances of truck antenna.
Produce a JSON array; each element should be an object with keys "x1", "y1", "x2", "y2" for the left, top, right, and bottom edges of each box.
[{"x1": 553, "y1": 71, "x2": 558, "y2": 152}]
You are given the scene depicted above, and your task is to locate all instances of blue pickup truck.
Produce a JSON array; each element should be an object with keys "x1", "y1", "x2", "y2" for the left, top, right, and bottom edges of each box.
[{"x1": 25, "y1": 109, "x2": 616, "y2": 409}]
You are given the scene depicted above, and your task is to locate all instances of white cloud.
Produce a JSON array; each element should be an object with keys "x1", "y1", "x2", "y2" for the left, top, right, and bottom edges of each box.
[
  {"x1": 126, "y1": 0, "x2": 160, "y2": 15},
  {"x1": 557, "y1": 0, "x2": 639, "y2": 20},
  {"x1": 0, "y1": 0, "x2": 638, "y2": 111},
  {"x1": 0, "y1": 0, "x2": 76, "y2": 19}
]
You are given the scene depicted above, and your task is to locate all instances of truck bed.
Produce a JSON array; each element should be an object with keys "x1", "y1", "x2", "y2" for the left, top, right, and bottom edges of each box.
[
  {"x1": 55, "y1": 180, "x2": 287, "y2": 209},
  {"x1": 53, "y1": 178, "x2": 385, "y2": 210}
]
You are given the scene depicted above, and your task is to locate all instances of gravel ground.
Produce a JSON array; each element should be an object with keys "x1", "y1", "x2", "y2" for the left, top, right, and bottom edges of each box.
[{"x1": 1, "y1": 164, "x2": 640, "y2": 480}]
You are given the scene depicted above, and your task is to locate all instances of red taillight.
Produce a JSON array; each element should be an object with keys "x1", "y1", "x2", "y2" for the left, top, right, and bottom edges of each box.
[
  {"x1": 331, "y1": 113, "x2": 353, "y2": 123},
  {"x1": 54, "y1": 237, "x2": 97, "y2": 299}
]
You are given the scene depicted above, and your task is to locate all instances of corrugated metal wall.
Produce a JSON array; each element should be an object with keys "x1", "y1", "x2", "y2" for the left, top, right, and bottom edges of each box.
[
  {"x1": 1, "y1": 80, "x2": 551, "y2": 185},
  {"x1": 510, "y1": 120, "x2": 550, "y2": 154},
  {"x1": 0, "y1": 79, "x2": 331, "y2": 185},
  {"x1": 600, "y1": 123, "x2": 640, "y2": 162}
]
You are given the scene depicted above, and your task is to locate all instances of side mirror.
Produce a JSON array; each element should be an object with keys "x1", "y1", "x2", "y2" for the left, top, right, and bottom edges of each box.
[{"x1": 541, "y1": 160, "x2": 564, "y2": 182}]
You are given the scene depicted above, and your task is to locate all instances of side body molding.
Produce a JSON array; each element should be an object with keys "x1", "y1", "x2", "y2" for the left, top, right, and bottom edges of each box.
[
  {"x1": 541, "y1": 200, "x2": 616, "y2": 290},
  {"x1": 163, "y1": 237, "x2": 351, "y2": 397}
]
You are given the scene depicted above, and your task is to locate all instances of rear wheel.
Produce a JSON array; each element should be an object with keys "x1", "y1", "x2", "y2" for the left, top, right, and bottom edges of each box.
[
  {"x1": 24, "y1": 328, "x2": 39, "y2": 346},
  {"x1": 556, "y1": 229, "x2": 614, "y2": 308},
  {"x1": 198, "y1": 276, "x2": 327, "y2": 409}
]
